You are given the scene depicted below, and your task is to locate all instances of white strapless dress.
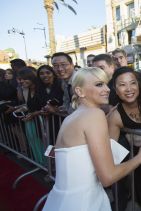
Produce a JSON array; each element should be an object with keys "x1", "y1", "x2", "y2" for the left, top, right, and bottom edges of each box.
[{"x1": 42, "y1": 139, "x2": 129, "y2": 211}]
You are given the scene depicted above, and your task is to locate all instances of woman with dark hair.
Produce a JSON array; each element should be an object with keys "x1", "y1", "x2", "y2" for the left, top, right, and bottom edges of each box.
[
  {"x1": 17, "y1": 66, "x2": 42, "y2": 112},
  {"x1": 0, "y1": 68, "x2": 5, "y2": 81},
  {"x1": 0, "y1": 68, "x2": 18, "y2": 111},
  {"x1": 17, "y1": 67, "x2": 46, "y2": 164},
  {"x1": 37, "y1": 65, "x2": 63, "y2": 112},
  {"x1": 108, "y1": 66, "x2": 141, "y2": 209},
  {"x1": 37, "y1": 65, "x2": 64, "y2": 142}
]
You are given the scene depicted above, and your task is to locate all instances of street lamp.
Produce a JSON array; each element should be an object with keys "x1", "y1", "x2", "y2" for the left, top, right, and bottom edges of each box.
[
  {"x1": 34, "y1": 23, "x2": 50, "y2": 64},
  {"x1": 8, "y1": 27, "x2": 28, "y2": 61},
  {"x1": 33, "y1": 25, "x2": 47, "y2": 50}
]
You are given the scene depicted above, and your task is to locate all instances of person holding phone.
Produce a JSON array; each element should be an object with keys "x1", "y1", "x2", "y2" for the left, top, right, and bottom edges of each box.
[{"x1": 37, "y1": 65, "x2": 63, "y2": 114}]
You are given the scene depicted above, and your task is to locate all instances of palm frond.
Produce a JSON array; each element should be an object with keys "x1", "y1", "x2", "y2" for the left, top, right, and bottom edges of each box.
[
  {"x1": 54, "y1": 2, "x2": 59, "y2": 10},
  {"x1": 67, "y1": 4, "x2": 77, "y2": 14},
  {"x1": 59, "y1": 0, "x2": 77, "y2": 4},
  {"x1": 61, "y1": 2, "x2": 77, "y2": 15},
  {"x1": 72, "y1": 0, "x2": 77, "y2": 4}
]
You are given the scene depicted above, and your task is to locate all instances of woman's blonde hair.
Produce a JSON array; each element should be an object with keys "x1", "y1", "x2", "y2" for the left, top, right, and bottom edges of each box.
[{"x1": 71, "y1": 67, "x2": 109, "y2": 109}]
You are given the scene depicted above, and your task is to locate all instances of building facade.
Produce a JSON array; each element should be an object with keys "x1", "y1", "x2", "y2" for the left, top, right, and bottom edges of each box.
[
  {"x1": 106, "y1": 0, "x2": 141, "y2": 69},
  {"x1": 56, "y1": 26, "x2": 107, "y2": 67},
  {"x1": 106, "y1": 0, "x2": 141, "y2": 50},
  {"x1": 56, "y1": 1, "x2": 141, "y2": 69}
]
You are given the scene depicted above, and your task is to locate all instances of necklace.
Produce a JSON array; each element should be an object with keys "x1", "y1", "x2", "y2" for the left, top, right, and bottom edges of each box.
[{"x1": 129, "y1": 112, "x2": 141, "y2": 122}]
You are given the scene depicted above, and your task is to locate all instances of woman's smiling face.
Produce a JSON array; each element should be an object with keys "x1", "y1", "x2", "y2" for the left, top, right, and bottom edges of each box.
[
  {"x1": 115, "y1": 72, "x2": 139, "y2": 104},
  {"x1": 39, "y1": 68, "x2": 54, "y2": 85},
  {"x1": 5, "y1": 70, "x2": 13, "y2": 80},
  {"x1": 77, "y1": 72, "x2": 110, "y2": 107}
]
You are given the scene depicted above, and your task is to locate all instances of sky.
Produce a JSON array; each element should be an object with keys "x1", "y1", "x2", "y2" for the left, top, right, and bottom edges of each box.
[{"x1": 0, "y1": 0, "x2": 106, "y2": 61}]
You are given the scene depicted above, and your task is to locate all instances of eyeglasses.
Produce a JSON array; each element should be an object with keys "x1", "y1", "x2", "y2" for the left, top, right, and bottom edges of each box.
[{"x1": 53, "y1": 63, "x2": 70, "y2": 70}]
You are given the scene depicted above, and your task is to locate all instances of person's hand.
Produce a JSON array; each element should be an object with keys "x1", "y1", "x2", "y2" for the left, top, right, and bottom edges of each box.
[
  {"x1": 12, "y1": 105, "x2": 28, "y2": 119},
  {"x1": 40, "y1": 109, "x2": 50, "y2": 116},
  {"x1": 13, "y1": 104, "x2": 28, "y2": 113},
  {"x1": 47, "y1": 104, "x2": 58, "y2": 113},
  {"x1": 22, "y1": 111, "x2": 41, "y2": 121},
  {"x1": 22, "y1": 113, "x2": 34, "y2": 121},
  {"x1": 42, "y1": 100, "x2": 59, "y2": 113},
  {"x1": 57, "y1": 106, "x2": 68, "y2": 114}
]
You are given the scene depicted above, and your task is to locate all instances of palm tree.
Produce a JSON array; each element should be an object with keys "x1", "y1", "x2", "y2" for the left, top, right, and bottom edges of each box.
[{"x1": 44, "y1": 0, "x2": 77, "y2": 55}]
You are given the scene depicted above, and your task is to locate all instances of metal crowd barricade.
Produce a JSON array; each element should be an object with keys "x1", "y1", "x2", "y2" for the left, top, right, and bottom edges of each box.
[
  {"x1": 33, "y1": 113, "x2": 66, "y2": 211},
  {"x1": 0, "y1": 110, "x2": 65, "y2": 187},
  {"x1": 114, "y1": 128, "x2": 141, "y2": 211}
]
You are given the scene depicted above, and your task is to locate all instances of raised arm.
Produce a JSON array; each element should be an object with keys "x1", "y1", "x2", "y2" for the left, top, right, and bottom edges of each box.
[
  {"x1": 107, "y1": 109, "x2": 122, "y2": 141},
  {"x1": 85, "y1": 109, "x2": 141, "y2": 187}
]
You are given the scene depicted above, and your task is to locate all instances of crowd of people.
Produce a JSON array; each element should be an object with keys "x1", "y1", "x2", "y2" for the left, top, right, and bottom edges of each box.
[{"x1": 0, "y1": 48, "x2": 141, "y2": 211}]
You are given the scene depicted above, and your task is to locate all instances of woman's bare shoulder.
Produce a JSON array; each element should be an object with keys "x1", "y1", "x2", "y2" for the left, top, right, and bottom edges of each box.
[
  {"x1": 107, "y1": 106, "x2": 120, "y2": 118},
  {"x1": 82, "y1": 107, "x2": 105, "y2": 114},
  {"x1": 79, "y1": 108, "x2": 107, "y2": 127},
  {"x1": 62, "y1": 107, "x2": 106, "y2": 126},
  {"x1": 86, "y1": 107, "x2": 106, "y2": 118}
]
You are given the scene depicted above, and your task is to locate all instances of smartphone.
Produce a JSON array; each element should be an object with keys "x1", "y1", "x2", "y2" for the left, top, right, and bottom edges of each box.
[
  {"x1": 49, "y1": 98, "x2": 60, "y2": 106},
  {"x1": 44, "y1": 145, "x2": 55, "y2": 158},
  {"x1": 13, "y1": 111, "x2": 26, "y2": 118}
]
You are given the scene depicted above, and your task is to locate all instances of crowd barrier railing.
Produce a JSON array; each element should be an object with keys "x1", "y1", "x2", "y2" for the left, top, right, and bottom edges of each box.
[
  {"x1": 0, "y1": 111, "x2": 65, "y2": 186},
  {"x1": 114, "y1": 128, "x2": 141, "y2": 211}
]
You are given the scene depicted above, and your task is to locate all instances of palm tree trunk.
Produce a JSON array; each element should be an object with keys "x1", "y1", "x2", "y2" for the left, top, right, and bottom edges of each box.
[{"x1": 44, "y1": 0, "x2": 56, "y2": 55}]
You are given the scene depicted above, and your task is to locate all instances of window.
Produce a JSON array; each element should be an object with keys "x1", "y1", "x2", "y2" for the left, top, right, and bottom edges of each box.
[
  {"x1": 117, "y1": 32, "x2": 122, "y2": 46},
  {"x1": 127, "y1": 2, "x2": 134, "y2": 18},
  {"x1": 127, "y1": 30, "x2": 135, "y2": 44},
  {"x1": 116, "y1": 6, "x2": 120, "y2": 21}
]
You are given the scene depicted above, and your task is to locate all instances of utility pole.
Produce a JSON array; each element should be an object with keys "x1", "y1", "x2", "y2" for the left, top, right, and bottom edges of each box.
[{"x1": 8, "y1": 27, "x2": 28, "y2": 61}]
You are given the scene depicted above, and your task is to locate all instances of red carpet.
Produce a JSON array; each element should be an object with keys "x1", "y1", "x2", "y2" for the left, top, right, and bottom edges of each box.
[{"x1": 0, "y1": 153, "x2": 50, "y2": 211}]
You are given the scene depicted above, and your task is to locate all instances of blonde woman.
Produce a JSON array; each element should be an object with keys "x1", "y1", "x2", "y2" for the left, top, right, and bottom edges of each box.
[{"x1": 43, "y1": 67, "x2": 141, "y2": 211}]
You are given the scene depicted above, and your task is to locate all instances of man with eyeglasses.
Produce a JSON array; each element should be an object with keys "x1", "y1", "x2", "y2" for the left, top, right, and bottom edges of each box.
[{"x1": 51, "y1": 52, "x2": 75, "y2": 114}]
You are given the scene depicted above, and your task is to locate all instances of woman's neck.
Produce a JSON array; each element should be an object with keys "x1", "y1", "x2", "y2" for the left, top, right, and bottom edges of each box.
[
  {"x1": 45, "y1": 83, "x2": 52, "y2": 88},
  {"x1": 122, "y1": 101, "x2": 138, "y2": 110},
  {"x1": 79, "y1": 101, "x2": 99, "y2": 109},
  {"x1": 122, "y1": 101, "x2": 141, "y2": 122}
]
